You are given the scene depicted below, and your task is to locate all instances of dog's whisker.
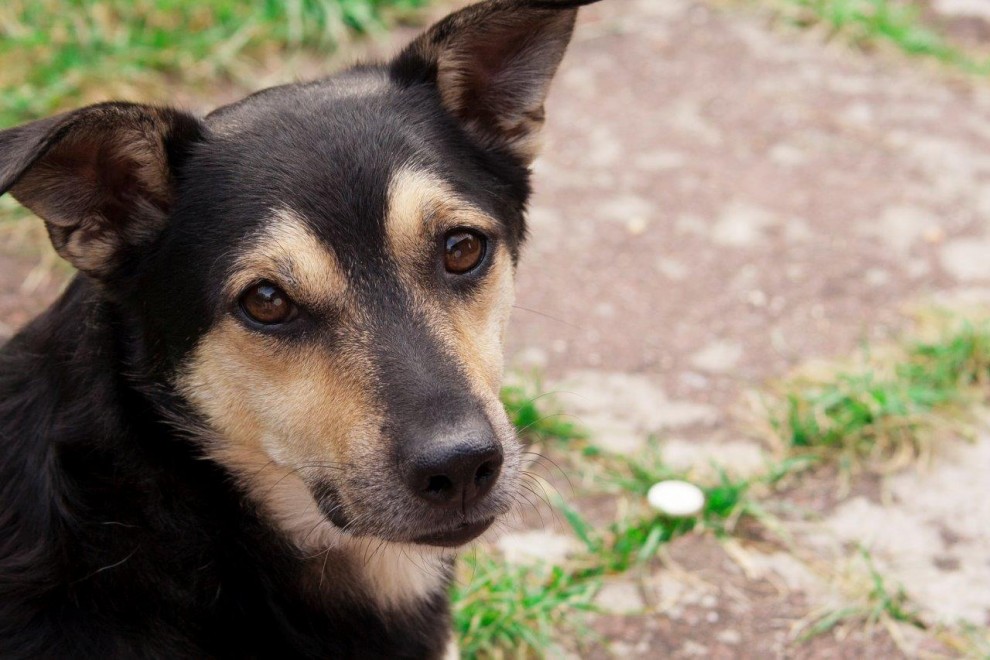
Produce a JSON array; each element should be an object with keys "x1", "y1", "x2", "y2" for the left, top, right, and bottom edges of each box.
[
  {"x1": 514, "y1": 411, "x2": 585, "y2": 438},
  {"x1": 515, "y1": 389, "x2": 584, "y2": 409},
  {"x1": 511, "y1": 304, "x2": 583, "y2": 330},
  {"x1": 521, "y1": 468, "x2": 570, "y2": 508},
  {"x1": 514, "y1": 487, "x2": 548, "y2": 531},
  {"x1": 526, "y1": 477, "x2": 564, "y2": 531}
]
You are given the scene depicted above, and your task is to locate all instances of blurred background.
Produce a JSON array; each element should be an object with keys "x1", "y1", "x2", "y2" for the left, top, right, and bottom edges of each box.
[{"x1": 3, "y1": 0, "x2": 990, "y2": 657}]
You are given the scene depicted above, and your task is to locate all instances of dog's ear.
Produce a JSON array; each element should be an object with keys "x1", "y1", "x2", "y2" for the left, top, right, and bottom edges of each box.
[
  {"x1": 0, "y1": 102, "x2": 204, "y2": 278},
  {"x1": 391, "y1": 0, "x2": 597, "y2": 165}
]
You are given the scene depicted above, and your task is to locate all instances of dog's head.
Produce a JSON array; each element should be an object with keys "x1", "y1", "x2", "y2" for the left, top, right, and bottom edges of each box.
[{"x1": 0, "y1": 0, "x2": 591, "y2": 556}]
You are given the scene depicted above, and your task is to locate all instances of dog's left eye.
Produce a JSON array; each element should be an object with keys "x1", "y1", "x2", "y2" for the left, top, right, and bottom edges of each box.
[
  {"x1": 443, "y1": 230, "x2": 486, "y2": 274},
  {"x1": 239, "y1": 282, "x2": 297, "y2": 325}
]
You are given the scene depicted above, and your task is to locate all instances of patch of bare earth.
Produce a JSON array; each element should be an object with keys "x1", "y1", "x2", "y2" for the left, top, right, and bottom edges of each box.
[
  {"x1": 0, "y1": 251, "x2": 65, "y2": 341},
  {"x1": 920, "y1": 0, "x2": 990, "y2": 54},
  {"x1": 503, "y1": 0, "x2": 990, "y2": 655}
]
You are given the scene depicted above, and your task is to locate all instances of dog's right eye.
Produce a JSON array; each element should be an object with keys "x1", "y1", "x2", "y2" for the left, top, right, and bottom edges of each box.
[{"x1": 239, "y1": 282, "x2": 297, "y2": 326}]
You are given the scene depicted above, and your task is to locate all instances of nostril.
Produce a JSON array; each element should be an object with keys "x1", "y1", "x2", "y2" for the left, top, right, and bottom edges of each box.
[
  {"x1": 474, "y1": 460, "x2": 497, "y2": 485},
  {"x1": 426, "y1": 474, "x2": 453, "y2": 496}
]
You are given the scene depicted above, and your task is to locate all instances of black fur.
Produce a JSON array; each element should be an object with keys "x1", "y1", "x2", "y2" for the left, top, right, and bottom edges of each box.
[
  {"x1": 0, "y1": 280, "x2": 452, "y2": 658},
  {"x1": 0, "y1": 1, "x2": 599, "y2": 656}
]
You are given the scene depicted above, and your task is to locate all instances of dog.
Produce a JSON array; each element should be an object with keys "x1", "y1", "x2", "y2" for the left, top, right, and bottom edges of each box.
[{"x1": 0, "y1": 0, "x2": 601, "y2": 657}]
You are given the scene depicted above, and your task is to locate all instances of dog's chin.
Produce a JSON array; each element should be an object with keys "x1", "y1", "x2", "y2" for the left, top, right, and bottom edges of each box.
[
  {"x1": 318, "y1": 496, "x2": 500, "y2": 548},
  {"x1": 409, "y1": 517, "x2": 496, "y2": 548}
]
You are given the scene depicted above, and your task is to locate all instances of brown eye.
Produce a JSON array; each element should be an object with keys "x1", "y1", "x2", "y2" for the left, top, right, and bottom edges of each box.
[
  {"x1": 239, "y1": 282, "x2": 296, "y2": 325},
  {"x1": 443, "y1": 230, "x2": 486, "y2": 274}
]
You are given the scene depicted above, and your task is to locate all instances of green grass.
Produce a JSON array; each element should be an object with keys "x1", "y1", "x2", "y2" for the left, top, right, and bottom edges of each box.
[
  {"x1": 501, "y1": 383, "x2": 585, "y2": 445},
  {"x1": 452, "y1": 554, "x2": 599, "y2": 659},
  {"x1": 797, "y1": 547, "x2": 926, "y2": 642},
  {"x1": 463, "y1": 316, "x2": 990, "y2": 656},
  {"x1": 603, "y1": 447, "x2": 811, "y2": 535},
  {"x1": 0, "y1": 0, "x2": 428, "y2": 129},
  {"x1": 448, "y1": 441, "x2": 748, "y2": 656},
  {"x1": 773, "y1": 0, "x2": 990, "y2": 74},
  {"x1": 949, "y1": 622, "x2": 990, "y2": 658},
  {"x1": 446, "y1": 384, "x2": 593, "y2": 657},
  {"x1": 449, "y1": 456, "x2": 781, "y2": 657},
  {"x1": 565, "y1": 451, "x2": 738, "y2": 575},
  {"x1": 771, "y1": 322, "x2": 990, "y2": 466},
  {"x1": 0, "y1": 0, "x2": 430, "y2": 257},
  {"x1": 561, "y1": 502, "x2": 696, "y2": 576}
]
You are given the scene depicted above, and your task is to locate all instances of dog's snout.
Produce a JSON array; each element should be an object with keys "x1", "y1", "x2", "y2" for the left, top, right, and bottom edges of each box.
[{"x1": 405, "y1": 421, "x2": 503, "y2": 508}]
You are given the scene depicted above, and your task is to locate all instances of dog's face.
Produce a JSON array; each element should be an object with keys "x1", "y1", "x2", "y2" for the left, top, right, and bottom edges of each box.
[
  {"x1": 0, "y1": 0, "x2": 587, "y2": 553},
  {"x1": 167, "y1": 74, "x2": 532, "y2": 549}
]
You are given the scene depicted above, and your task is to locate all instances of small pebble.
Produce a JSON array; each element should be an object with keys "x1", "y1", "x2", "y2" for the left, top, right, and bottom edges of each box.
[
  {"x1": 923, "y1": 226, "x2": 945, "y2": 244},
  {"x1": 626, "y1": 216, "x2": 649, "y2": 235},
  {"x1": 647, "y1": 480, "x2": 706, "y2": 517}
]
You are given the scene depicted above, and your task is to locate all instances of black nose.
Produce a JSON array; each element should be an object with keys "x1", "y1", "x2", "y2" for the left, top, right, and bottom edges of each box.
[{"x1": 405, "y1": 420, "x2": 503, "y2": 508}]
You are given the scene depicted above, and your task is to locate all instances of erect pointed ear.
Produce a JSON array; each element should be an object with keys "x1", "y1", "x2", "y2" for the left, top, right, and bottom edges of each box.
[
  {"x1": 0, "y1": 102, "x2": 204, "y2": 279},
  {"x1": 390, "y1": 0, "x2": 598, "y2": 165}
]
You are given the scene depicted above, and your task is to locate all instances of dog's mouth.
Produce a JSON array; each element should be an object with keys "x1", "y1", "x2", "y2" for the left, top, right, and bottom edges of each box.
[
  {"x1": 312, "y1": 477, "x2": 505, "y2": 548},
  {"x1": 411, "y1": 517, "x2": 495, "y2": 548}
]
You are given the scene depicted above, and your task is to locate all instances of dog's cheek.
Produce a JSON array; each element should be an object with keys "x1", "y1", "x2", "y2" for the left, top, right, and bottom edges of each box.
[{"x1": 175, "y1": 318, "x2": 378, "y2": 478}]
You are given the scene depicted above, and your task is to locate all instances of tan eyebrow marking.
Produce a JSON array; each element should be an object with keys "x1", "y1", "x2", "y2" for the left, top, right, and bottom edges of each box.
[
  {"x1": 385, "y1": 167, "x2": 498, "y2": 260},
  {"x1": 225, "y1": 208, "x2": 348, "y2": 306}
]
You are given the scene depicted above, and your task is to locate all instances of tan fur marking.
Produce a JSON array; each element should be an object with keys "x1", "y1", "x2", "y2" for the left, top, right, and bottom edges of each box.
[
  {"x1": 181, "y1": 191, "x2": 519, "y2": 611},
  {"x1": 386, "y1": 168, "x2": 498, "y2": 261},
  {"x1": 179, "y1": 437, "x2": 449, "y2": 608},
  {"x1": 177, "y1": 210, "x2": 450, "y2": 610},
  {"x1": 178, "y1": 317, "x2": 372, "y2": 468},
  {"x1": 386, "y1": 168, "x2": 516, "y2": 402},
  {"x1": 178, "y1": 214, "x2": 365, "y2": 547},
  {"x1": 341, "y1": 537, "x2": 451, "y2": 609},
  {"x1": 226, "y1": 209, "x2": 348, "y2": 307},
  {"x1": 180, "y1": 318, "x2": 453, "y2": 607},
  {"x1": 448, "y1": 250, "x2": 515, "y2": 395}
]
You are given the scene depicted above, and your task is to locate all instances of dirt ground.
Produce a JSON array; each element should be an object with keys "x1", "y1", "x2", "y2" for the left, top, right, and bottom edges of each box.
[
  {"x1": 500, "y1": 0, "x2": 990, "y2": 656},
  {"x1": 3, "y1": 0, "x2": 990, "y2": 657}
]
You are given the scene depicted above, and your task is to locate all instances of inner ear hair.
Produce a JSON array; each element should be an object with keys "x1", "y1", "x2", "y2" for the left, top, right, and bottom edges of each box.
[
  {"x1": 391, "y1": 0, "x2": 601, "y2": 165},
  {"x1": 0, "y1": 102, "x2": 204, "y2": 279}
]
